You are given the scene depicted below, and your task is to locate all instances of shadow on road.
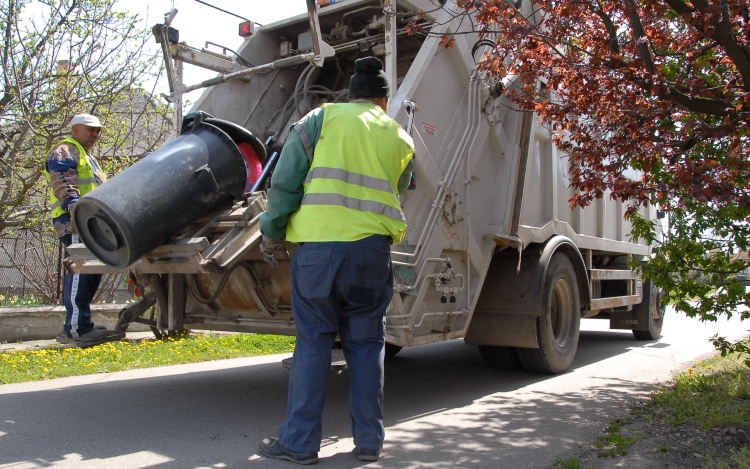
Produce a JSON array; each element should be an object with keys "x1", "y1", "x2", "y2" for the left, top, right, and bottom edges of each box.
[{"x1": 0, "y1": 324, "x2": 661, "y2": 468}]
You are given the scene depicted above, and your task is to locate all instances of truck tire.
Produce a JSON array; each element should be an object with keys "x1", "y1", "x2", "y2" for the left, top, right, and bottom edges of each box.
[
  {"x1": 517, "y1": 253, "x2": 581, "y2": 374},
  {"x1": 478, "y1": 345, "x2": 524, "y2": 370},
  {"x1": 633, "y1": 280, "x2": 666, "y2": 340},
  {"x1": 385, "y1": 343, "x2": 403, "y2": 358}
]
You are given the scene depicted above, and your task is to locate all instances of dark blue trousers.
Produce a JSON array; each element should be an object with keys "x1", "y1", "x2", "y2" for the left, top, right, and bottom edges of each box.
[
  {"x1": 61, "y1": 234, "x2": 102, "y2": 337},
  {"x1": 278, "y1": 235, "x2": 393, "y2": 453}
]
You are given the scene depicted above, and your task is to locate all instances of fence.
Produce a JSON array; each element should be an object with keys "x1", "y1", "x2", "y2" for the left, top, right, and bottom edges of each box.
[{"x1": 0, "y1": 231, "x2": 130, "y2": 305}]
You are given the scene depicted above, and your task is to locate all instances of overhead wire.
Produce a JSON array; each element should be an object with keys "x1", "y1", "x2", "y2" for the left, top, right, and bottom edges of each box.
[{"x1": 193, "y1": 0, "x2": 260, "y2": 24}]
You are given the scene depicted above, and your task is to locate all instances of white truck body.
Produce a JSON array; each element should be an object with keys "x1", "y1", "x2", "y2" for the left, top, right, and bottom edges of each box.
[{"x1": 68, "y1": 0, "x2": 663, "y2": 372}]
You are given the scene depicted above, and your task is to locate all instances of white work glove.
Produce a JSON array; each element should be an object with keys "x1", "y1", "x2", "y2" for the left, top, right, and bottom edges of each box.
[{"x1": 260, "y1": 235, "x2": 289, "y2": 267}]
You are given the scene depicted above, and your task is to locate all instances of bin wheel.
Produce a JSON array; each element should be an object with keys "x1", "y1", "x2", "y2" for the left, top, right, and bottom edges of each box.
[
  {"x1": 478, "y1": 345, "x2": 523, "y2": 370},
  {"x1": 517, "y1": 253, "x2": 581, "y2": 374},
  {"x1": 633, "y1": 280, "x2": 666, "y2": 340}
]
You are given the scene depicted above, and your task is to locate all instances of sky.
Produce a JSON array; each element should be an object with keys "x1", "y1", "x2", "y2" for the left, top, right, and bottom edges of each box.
[{"x1": 116, "y1": 0, "x2": 309, "y2": 103}]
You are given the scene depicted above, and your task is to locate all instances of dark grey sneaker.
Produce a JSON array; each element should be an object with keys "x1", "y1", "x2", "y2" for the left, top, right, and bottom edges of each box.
[
  {"x1": 357, "y1": 447, "x2": 381, "y2": 462},
  {"x1": 55, "y1": 334, "x2": 74, "y2": 345},
  {"x1": 56, "y1": 328, "x2": 124, "y2": 348},
  {"x1": 259, "y1": 437, "x2": 318, "y2": 465},
  {"x1": 56, "y1": 325, "x2": 107, "y2": 342}
]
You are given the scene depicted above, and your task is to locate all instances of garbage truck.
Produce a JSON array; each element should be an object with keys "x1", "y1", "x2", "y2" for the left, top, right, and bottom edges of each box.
[{"x1": 65, "y1": 0, "x2": 666, "y2": 374}]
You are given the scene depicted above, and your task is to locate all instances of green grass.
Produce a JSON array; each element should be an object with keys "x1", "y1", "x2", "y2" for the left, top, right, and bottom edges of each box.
[
  {"x1": 550, "y1": 457, "x2": 598, "y2": 469},
  {"x1": 593, "y1": 433, "x2": 639, "y2": 458},
  {"x1": 593, "y1": 418, "x2": 640, "y2": 457},
  {"x1": 702, "y1": 446, "x2": 750, "y2": 469},
  {"x1": 558, "y1": 346, "x2": 750, "y2": 468},
  {"x1": 0, "y1": 333, "x2": 295, "y2": 384},
  {"x1": 648, "y1": 354, "x2": 750, "y2": 430},
  {"x1": 603, "y1": 417, "x2": 631, "y2": 433}
]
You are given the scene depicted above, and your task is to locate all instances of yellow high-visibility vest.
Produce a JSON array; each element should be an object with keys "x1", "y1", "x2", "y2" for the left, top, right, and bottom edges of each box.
[
  {"x1": 286, "y1": 102, "x2": 414, "y2": 243},
  {"x1": 44, "y1": 137, "x2": 106, "y2": 218}
]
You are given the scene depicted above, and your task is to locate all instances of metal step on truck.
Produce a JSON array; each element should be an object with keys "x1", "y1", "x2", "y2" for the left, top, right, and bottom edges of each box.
[{"x1": 66, "y1": 0, "x2": 666, "y2": 374}]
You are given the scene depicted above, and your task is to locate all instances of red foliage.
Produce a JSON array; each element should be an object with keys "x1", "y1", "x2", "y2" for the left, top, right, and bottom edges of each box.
[
  {"x1": 405, "y1": 20, "x2": 424, "y2": 36},
  {"x1": 468, "y1": 0, "x2": 750, "y2": 215},
  {"x1": 439, "y1": 34, "x2": 456, "y2": 49}
]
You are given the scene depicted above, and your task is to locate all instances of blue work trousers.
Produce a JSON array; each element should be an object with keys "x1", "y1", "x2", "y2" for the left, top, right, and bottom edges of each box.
[
  {"x1": 278, "y1": 235, "x2": 394, "y2": 454},
  {"x1": 61, "y1": 234, "x2": 102, "y2": 337}
]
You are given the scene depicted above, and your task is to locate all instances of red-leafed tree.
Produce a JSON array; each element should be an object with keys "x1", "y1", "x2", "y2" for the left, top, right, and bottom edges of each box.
[{"x1": 445, "y1": 0, "x2": 750, "y2": 356}]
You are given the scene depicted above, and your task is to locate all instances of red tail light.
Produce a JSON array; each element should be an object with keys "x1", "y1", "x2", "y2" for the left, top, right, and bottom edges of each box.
[{"x1": 239, "y1": 20, "x2": 255, "y2": 37}]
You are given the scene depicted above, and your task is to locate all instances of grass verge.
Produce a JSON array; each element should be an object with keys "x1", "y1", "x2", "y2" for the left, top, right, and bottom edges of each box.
[
  {"x1": 648, "y1": 353, "x2": 750, "y2": 430},
  {"x1": 592, "y1": 417, "x2": 640, "y2": 457},
  {"x1": 550, "y1": 457, "x2": 599, "y2": 469},
  {"x1": 703, "y1": 445, "x2": 750, "y2": 468},
  {"x1": 569, "y1": 344, "x2": 750, "y2": 468},
  {"x1": 0, "y1": 333, "x2": 296, "y2": 384}
]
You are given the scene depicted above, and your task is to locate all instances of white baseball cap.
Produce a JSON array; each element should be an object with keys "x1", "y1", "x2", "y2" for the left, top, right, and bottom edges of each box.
[{"x1": 71, "y1": 114, "x2": 106, "y2": 132}]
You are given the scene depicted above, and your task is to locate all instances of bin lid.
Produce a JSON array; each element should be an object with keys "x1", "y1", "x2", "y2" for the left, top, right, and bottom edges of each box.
[{"x1": 205, "y1": 118, "x2": 267, "y2": 164}]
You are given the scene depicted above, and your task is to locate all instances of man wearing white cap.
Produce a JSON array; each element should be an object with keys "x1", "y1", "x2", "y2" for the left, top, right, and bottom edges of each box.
[{"x1": 44, "y1": 113, "x2": 122, "y2": 347}]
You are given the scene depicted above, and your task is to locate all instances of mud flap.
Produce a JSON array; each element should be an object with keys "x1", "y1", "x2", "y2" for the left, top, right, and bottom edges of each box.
[
  {"x1": 464, "y1": 311, "x2": 539, "y2": 348},
  {"x1": 610, "y1": 280, "x2": 656, "y2": 331},
  {"x1": 609, "y1": 308, "x2": 642, "y2": 330}
]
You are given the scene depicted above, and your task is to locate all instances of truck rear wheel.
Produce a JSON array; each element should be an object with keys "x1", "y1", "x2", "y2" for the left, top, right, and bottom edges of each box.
[
  {"x1": 517, "y1": 253, "x2": 580, "y2": 374},
  {"x1": 478, "y1": 345, "x2": 523, "y2": 370},
  {"x1": 632, "y1": 280, "x2": 665, "y2": 340}
]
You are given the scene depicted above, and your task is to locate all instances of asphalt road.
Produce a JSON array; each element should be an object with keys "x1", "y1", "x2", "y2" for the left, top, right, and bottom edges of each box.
[{"x1": 1, "y1": 308, "x2": 747, "y2": 469}]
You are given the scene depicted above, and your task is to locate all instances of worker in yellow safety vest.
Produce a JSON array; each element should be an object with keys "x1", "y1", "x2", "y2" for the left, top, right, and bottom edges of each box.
[
  {"x1": 44, "y1": 114, "x2": 123, "y2": 347},
  {"x1": 258, "y1": 57, "x2": 414, "y2": 465}
]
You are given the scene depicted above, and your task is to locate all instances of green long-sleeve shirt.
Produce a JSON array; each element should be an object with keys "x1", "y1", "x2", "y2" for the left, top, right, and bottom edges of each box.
[{"x1": 259, "y1": 103, "x2": 413, "y2": 241}]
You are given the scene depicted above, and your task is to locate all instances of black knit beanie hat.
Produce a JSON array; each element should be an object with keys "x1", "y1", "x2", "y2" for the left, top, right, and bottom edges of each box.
[{"x1": 348, "y1": 57, "x2": 390, "y2": 99}]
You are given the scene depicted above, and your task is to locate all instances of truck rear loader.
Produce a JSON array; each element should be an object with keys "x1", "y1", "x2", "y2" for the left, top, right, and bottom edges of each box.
[{"x1": 66, "y1": 0, "x2": 666, "y2": 374}]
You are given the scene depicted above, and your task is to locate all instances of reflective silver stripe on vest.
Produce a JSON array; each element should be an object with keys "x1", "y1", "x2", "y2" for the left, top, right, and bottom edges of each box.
[
  {"x1": 304, "y1": 167, "x2": 394, "y2": 193},
  {"x1": 51, "y1": 201, "x2": 62, "y2": 210},
  {"x1": 78, "y1": 177, "x2": 97, "y2": 185},
  {"x1": 294, "y1": 123, "x2": 314, "y2": 164},
  {"x1": 301, "y1": 193, "x2": 405, "y2": 222}
]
